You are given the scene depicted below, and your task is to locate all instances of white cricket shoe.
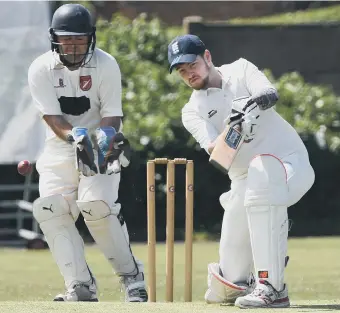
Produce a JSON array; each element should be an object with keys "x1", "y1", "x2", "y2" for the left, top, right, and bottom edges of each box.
[
  {"x1": 54, "y1": 278, "x2": 98, "y2": 302},
  {"x1": 235, "y1": 279, "x2": 290, "y2": 308},
  {"x1": 120, "y1": 260, "x2": 148, "y2": 302},
  {"x1": 120, "y1": 271, "x2": 148, "y2": 302}
]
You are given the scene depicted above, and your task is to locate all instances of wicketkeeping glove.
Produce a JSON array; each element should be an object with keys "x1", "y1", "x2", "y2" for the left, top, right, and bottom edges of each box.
[
  {"x1": 71, "y1": 127, "x2": 98, "y2": 177},
  {"x1": 94, "y1": 127, "x2": 131, "y2": 175}
]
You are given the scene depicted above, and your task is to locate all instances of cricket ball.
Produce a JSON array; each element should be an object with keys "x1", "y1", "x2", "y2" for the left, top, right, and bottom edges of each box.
[{"x1": 17, "y1": 160, "x2": 33, "y2": 176}]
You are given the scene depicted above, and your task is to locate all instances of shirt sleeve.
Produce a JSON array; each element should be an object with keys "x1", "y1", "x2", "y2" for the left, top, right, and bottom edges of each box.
[
  {"x1": 99, "y1": 55, "x2": 123, "y2": 118},
  {"x1": 28, "y1": 60, "x2": 62, "y2": 116},
  {"x1": 182, "y1": 108, "x2": 219, "y2": 154},
  {"x1": 242, "y1": 58, "x2": 276, "y2": 95}
]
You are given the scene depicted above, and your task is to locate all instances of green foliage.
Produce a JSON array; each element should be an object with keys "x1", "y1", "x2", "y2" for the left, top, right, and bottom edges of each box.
[
  {"x1": 96, "y1": 14, "x2": 190, "y2": 151},
  {"x1": 266, "y1": 70, "x2": 340, "y2": 152},
  {"x1": 61, "y1": 11, "x2": 340, "y2": 156},
  {"x1": 229, "y1": 4, "x2": 340, "y2": 24},
  {"x1": 95, "y1": 13, "x2": 340, "y2": 154}
]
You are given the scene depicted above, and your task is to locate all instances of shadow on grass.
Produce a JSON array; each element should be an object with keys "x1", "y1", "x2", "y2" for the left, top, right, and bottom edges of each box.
[
  {"x1": 289, "y1": 304, "x2": 340, "y2": 311},
  {"x1": 220, "y1": 304, "x2": 340, "y2": 311}
]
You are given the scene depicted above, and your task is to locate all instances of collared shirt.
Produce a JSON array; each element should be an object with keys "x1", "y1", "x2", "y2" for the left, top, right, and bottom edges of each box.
[
  {"x1": 182, "y1": 58, "x2": 308, "y2": 180},
  {"x1": 28, "y1": 48, "x2": 122, "y2": 154}
]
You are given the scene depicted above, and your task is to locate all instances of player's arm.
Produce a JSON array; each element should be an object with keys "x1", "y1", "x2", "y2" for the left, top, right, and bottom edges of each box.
[
  {"x1": 100, "y1": 116, "x2": 121, "y2": 131},
  {"x1": 182, "y1": 109, "x2": 219, "y2": 155},
  {"x1": 28, "y1": 60, "x2": 74, "y2": 143},
  {"x1": 43, "y1": 115, "x2": 74, "y2": 143},
  {"x1": 42, "y1": 115, "x2": 97, "y2": 175},
  {"x1": 243, "y1": 59, "x2": 279, "y2": 110},
  {"x1": 99, "y1": 54, "x2": 123, "y2": 125},
  {"x1": 98, "y1": 54, "x2": 123, "y2": 135},
  {"x1": 28, "y1": 60, "x2": 96, "y2": 175},
  {"x1": 95, "y1": 55, "x2": 130, "y2": 174}
]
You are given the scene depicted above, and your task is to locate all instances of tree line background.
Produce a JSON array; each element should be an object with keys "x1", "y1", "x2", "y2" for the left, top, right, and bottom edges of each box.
[{"x1": 2, "y1": 5, "x2": 340, "y2": 241}]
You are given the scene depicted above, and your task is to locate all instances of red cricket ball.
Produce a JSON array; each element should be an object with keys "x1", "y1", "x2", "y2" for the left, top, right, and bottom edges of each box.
[{"x1": 17, "y1": 160, "x2": 33, "y2": 176}]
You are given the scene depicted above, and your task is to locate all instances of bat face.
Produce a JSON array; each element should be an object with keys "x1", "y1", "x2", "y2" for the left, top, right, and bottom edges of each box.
[{"x1": 209, "y1": 125, "x2": 244, "y2": 174}]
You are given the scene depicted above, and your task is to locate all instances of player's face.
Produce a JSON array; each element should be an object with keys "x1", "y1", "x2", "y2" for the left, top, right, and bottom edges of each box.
[
  {"x1": 176, "y1": 54, "x2": 211, "y2": 90},
  {"x1": 57, "y1": 35, "x2": 89, "y2": 65}
]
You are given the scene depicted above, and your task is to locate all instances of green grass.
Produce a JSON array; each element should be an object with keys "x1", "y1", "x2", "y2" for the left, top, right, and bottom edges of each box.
[
  {"x1": 2, "y1": 301, "x2": 340, "y2": 313},
  {"x1": 229, "y1": 4, "x2": 340, "y2": 25},
  {"x1": 1, "y1": 237, "x2": 340, "y2": 312}
]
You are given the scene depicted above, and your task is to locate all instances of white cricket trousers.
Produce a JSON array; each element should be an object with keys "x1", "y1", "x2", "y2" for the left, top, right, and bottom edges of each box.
[
  {"x1": 218, "y1": 150, "x2": 315, "y2": 283},
  {"x1": 36, "y1": 148, "x2": 121, "y2": 215}
]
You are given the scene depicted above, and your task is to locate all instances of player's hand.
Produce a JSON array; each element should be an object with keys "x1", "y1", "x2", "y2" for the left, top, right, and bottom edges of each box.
[
  {"x1": 225, "y1": 108, "x2": 244, "y2": 129},
  {"x1": 241, "y1": 99, "x2": 261, "y2": 142},
  {"x1": 94, "y1": 127, "x2": 131, "y2": 175},
  {"x1": 71, "y1": 127, "x2": 98, "y2": 177},
  {"x1": 226, "y1": 96, "x2": 261, "y2": 142},
  {"x1": 225, "y1": 96, "x2": 249, "y2": 128},
  {"x1": 113, "y1": 132, "x2": 131, "y2": 168}
]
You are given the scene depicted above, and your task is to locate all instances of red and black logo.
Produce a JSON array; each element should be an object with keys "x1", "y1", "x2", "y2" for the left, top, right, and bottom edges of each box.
[{"x1": 80, "y1": 75, "x2": 92, "y2": 91}]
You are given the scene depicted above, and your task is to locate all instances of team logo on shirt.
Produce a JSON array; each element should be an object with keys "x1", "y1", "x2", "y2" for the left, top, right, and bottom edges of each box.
[
  {"x1": 79, "y1": 75, "x2": 92, "y2": 91},
  {"x1": 54, "y1": 78, "x2": 66, "y2": 88},
  {"x1": 208, "y1": 110, "x2": 217, "y2": 118}
]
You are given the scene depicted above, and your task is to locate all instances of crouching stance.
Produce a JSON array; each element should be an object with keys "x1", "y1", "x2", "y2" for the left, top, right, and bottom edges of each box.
[
  {"x1": 28, "y1": 3, "x2": 147, "y2": 302},
  {"x1": 33, "y1": 195, "x2": 146, "y2": 302}
]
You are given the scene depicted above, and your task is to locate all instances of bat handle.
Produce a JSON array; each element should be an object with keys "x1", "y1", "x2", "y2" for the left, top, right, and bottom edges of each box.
[
  {"x1": 109, "y1": 160, "x2": 121, "y2": 174},
  {"x1": 234, "y1": 124, "x2": 242, "y2": 133},
  {"x1": 113, "y1": 160, "x2": 121, "y2": 172}
]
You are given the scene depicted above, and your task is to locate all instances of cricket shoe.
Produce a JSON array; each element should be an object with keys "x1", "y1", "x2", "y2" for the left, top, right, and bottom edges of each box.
[
  {"x1": 120, "y1": 261, "x2": 148, "y2": 302},
  {"x1": 120, "y1": 272, "x2": 148, "y2": 302},
  {"x1": 54, "y1": 278, "x2": 98, "y2": 302},
  {"x1": 235, "y1": 279, "x2": 290, "y2": 308}
]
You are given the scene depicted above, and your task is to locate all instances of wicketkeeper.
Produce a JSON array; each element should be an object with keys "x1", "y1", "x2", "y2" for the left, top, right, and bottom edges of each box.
[
  {"x1": 167, "y1": 34, "x2": 315, "y2": 308},
  {"x1": 28, "y1": 3, "x2": 147, "y2": 302}
]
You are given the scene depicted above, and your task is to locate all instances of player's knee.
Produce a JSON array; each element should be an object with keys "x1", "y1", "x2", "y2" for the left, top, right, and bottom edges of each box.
[
  {"x1": 303, "y1": 163, "x2": 315, "y2": 195},
  {"x1": 33, "y1": 194, "x2": 73, "y2": 223},
  {"x1": 245, "y1": 154, "x2": 288, "y2": 207},
  {"x1": 77, "y1": 200, "x2": 113, "y2": 221},
  {"x1": 33, "y1": 194, "x2": 79, "y2": 224},
  {"x1": 219, "y1": 191, "x2": 232, "y2": 210}
]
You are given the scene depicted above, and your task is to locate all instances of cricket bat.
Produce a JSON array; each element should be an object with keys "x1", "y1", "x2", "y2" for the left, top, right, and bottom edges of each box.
[{"x1": 209, "y1": 125, "x2": 244, "y2": 174}]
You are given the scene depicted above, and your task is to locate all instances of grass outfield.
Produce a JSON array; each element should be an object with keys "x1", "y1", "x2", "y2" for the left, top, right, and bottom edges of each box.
[
  {"x1": 1, "y1": 237, "x2": 340, "y2": 312},
  {"x1": 1, "y1": 301, "x2": 340, "y2": 313}
]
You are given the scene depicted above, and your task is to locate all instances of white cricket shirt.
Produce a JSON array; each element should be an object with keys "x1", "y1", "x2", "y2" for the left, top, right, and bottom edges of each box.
[
  {"x1": 182, "y1": 58, "x2": 309, "y2": 180},
  {"x1": 28, "y1": 48, "x2": 122, "y2": 155}
]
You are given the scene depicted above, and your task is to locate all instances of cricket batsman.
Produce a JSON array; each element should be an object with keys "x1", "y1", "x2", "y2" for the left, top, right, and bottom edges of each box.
[
  {"x1": 27, "y1": 3, "x2": 147, "y2": 302},
  {"x1": 167, "y1": 34, "x2": 315, "y2": 308}
]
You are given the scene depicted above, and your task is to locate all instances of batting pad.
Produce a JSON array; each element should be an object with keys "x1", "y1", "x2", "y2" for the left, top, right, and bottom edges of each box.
[
  {"x1": 205, "y1": 263, "x2": 249, "y2": 304},
  {"x1": 77, "y1": 200, "x2": 138, "y2": 276},
  {"x1": 33, "y1": 195, "x2": 91, "y2": 288},
  {"x1": 244, "y1": 155, "x2": 289, "y2": 291}
]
